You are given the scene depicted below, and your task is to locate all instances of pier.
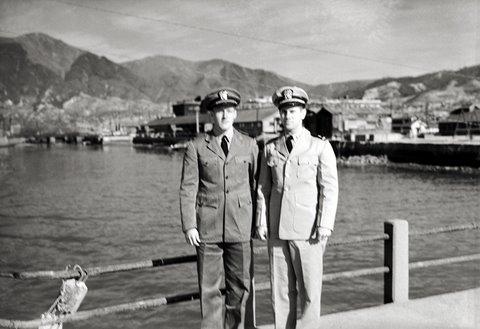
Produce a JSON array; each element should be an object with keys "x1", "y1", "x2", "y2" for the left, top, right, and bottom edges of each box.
[
  {"x1": 259, "y1": 288, "x2": 479, "y2": 329},
  {"x1": 0, "y1": 220, "x2": 478, "y2": 328},
  {"x1": 332, "y1": 139, "x2": 480, "y2": 167}
]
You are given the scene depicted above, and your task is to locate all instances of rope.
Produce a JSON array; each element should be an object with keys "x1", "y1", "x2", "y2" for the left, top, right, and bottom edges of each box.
[
  {"x1": 0, "y1": 255, "x2": 197, "y2": 280},
  {"x1": 253, "y1": 234, "x2": 390, "y2": 254},
  {"x1": 1, "y1": 253, "x2": 477, "y2": 328},
  {"x1": 409, "y1": 253, "x2": 480, "y2": 270},
  {"x1": 0, "y1": 290, "x2": 208, "y2": 328},
  {"x1": 3, "y1": 222, "x2": 477, "y2": 280},
  {"x1": 410, "y1": 223, "x2": 479, "y2": 237},
  {"x1": 0, "y1": 265, "x2": 390, "y2": 328}
]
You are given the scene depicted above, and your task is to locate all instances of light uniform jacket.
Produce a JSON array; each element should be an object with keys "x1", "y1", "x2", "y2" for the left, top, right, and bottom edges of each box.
[
  {"x1": 180, "y1": 129, "x2": 258, "y2": 243},
  {"x1": 256, "y1": 127, "x2": 338, "y2": 240}
]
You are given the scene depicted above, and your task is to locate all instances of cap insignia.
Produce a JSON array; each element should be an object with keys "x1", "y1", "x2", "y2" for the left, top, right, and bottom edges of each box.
[
  {"x1": 219, "y1": 90, "x2": 228, "y2": 100},
  {"x1": 283, "y1": 89, "x2": 293, "y2": 100}
]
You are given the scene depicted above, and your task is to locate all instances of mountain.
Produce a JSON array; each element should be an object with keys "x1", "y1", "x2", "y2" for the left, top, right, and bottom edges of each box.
[
  {"x1": 15, "y1": 32, "x2": 85, "y2": 78},
  {"x1": 307, "y1": 80, "x2": 373, "y2": 99},
  {"x1": 0, "y1": 38, "x2": 61, "y2": 103},
  {"x1": 122, "y1": 56, "x2": 310, "y2": 102},
  {"x1": 346, "y1": 66, "x2": 480, "y2": 104},
  {"x1": 52, "y1": 52, "x2": 153, "y2": 105},
  {"x1": 2, "y1": 32, "x2": 479, "y2": 108}
]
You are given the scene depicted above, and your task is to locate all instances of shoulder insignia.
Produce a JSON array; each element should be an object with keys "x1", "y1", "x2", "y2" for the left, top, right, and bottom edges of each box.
[
  {"x1": 237, "y1": 129, "x2": 251, "y2": 138},
  {"x1": 265, "y1": 135, "x2": 280, "y2": 145},
  {"x1": 317, "y1": 135, "x2": 327, "y2": 141}
]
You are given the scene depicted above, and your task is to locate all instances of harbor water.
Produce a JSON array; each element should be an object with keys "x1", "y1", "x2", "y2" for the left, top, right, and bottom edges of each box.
[{"x1": 0, "y1": 144, "x2": 478, "y2": 328}]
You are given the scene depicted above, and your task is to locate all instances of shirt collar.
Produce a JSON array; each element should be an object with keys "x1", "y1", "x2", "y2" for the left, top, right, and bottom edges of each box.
[
  {"x1": 216, "y1": 128, "x2": 234, "y2": 143},
  {"x1": 286, "y1": 128, "x2": 303, "y2": 141}
]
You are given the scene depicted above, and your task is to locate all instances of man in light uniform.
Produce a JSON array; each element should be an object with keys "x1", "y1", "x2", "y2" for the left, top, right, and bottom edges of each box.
[
  {"x1": 256, "y1": 86, "x2": 338, "y2": 329},
  {"x1": 180, "y1": 87, "x2": 258, "y2": 329}
]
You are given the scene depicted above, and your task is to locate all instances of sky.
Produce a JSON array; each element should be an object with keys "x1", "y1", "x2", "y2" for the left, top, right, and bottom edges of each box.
[{"x1": 0, "y1": 0, "x2": 479, "y2": 85}]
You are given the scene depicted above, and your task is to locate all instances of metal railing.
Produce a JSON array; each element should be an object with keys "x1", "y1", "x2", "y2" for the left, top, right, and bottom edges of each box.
[{"x1": 0, "y1": 221, "x2": 478, "y2": 328}]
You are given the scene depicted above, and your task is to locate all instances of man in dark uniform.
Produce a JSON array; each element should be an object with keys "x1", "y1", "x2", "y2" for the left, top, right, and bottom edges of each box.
[{"x1": 179, "y1": 87, "x2": 258, "y2": 329}]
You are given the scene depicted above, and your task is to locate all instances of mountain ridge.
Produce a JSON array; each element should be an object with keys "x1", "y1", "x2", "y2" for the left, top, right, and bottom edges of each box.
[{"x1": 1, "y1": 32, "x2": 479, "y2": 106}]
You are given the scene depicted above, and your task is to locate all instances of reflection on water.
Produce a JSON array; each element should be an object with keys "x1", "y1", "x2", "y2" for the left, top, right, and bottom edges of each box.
[{"x1": 0, "y1": 144, "x2": 478, "y2": 328}]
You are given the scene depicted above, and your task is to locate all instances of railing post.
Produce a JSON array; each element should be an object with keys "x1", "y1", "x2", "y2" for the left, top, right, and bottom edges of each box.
[{"x1": 384, "y1": 219, "x2": 409, "y2": 303}]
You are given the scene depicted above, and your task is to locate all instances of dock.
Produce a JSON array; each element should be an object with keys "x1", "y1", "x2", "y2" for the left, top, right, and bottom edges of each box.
[
  {"x1": 0, "y1": 220, "x2": 478, "y2": 328},
  {"x1": 259, "y1": 288, "x2": 479, "y2": 329}
]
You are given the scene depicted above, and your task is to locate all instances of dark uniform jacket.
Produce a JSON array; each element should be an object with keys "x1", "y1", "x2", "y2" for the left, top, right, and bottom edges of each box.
[{"x1": 180, "y1": 129, "x2": 259, "y2": 243}]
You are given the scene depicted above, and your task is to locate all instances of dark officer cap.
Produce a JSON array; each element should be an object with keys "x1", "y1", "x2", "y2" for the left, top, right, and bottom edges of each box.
[
  {"x1": 201, "y1": 87, "x2": 241, "y2": 112},
  {"x1": 272, "y1": 86, "x2": 309, "y2": 109}
]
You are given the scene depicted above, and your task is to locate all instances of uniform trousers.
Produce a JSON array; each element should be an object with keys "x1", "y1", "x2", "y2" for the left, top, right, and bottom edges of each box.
[
  {"x1": 196, "y1": 241, "x2": 252, "y2": 329},
  {"x1": 268, "y1": 238, "x2": 324, "y2": 329}
]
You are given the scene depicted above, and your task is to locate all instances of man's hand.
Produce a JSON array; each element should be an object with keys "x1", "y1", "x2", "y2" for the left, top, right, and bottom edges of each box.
[
  {"x1": 256, "y1": 225, "x2": 268, "y2": 241},
  {"x1": 311, "y1": 227, "x2": 331, "y2": 246},
  {"x1": 185, "y1": 228, "x2": 201, "y2": 246}
]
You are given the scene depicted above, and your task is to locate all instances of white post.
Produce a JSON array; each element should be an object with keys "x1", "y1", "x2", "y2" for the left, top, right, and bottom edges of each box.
[{"x1": 384, "y1": 219, "x2": 409, "y2": 303}]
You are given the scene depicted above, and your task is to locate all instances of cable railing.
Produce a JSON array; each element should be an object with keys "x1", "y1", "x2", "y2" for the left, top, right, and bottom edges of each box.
[{"x1": 0, "y1": 221, "x2": 478, "y2": 328}]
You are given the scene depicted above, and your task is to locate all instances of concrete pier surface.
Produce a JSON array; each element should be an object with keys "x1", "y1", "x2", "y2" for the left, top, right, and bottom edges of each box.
[{"x1": 258, "y1": 288, "x2": 479, "y2": 329}]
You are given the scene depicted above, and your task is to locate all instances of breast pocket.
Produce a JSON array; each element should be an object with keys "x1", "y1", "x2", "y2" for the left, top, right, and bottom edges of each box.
[
  {"x1": 297, "y1": 156, "x2": 318, "y2": 181},
  {"x1": 199, "y1": 158, "x2": 219, "y2": 182},
  {"x1": 235, "y1": 155, "x2": 250, "y2": 170}
]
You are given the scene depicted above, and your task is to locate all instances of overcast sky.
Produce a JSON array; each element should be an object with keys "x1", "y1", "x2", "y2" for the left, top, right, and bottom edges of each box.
[{"x1": 0, "y1": 0, "x2": 478, "y2": 85}]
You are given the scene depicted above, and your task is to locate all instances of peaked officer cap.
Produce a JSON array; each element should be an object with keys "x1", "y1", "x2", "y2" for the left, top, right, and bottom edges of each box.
[
  {"x1": 272, "y1": 86, "x2": 309, "y2": 109},
  {"x1": 201, "y1": 87, "x2": 241, "y2": 112}
]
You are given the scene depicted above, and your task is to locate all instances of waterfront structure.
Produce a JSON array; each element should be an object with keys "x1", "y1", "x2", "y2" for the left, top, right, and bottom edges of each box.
[
  {"x1": 438, "y1": 105, "x2": 480, "y2": 136},
  {"x1": 391, "y1": 116, "x2": 427, "y2": 138},
  {"x1": 146, "y1": 107, "x2": 280, "y2": 138},
  {"x1": 1, "y1": 220, "x2": 478, "y2": 328},
  {"x1": 305, "y1": 99, "x2": 390, "y2": 139},
  {"x1": 172, "y1": 100, "x2": 201, "y2": 116}
]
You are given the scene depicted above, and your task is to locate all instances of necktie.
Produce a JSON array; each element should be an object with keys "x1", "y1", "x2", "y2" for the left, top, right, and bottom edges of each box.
[
  {"x1": 221, "y1": 135, "x2": 229, "y2": 156},
  {"x1": 286, "y1": 135, "x2": 293, "y2": 153}
]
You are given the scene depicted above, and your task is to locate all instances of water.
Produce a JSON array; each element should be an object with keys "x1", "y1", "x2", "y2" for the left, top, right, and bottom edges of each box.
[{"x1": 0, "y1": 144, "x2": 478, "y2": 328}]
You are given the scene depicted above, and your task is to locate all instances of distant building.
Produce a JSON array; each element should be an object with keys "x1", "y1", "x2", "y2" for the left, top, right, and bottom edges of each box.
[
  {"x1": 242, "y1": 96, "x2": 273, "y2": 110},
  {"x1": 438, "y1": 105, "x2": 480, "y2": 136},
  {"x1": 391, "y1": 116, "x2": 428, "y2": 138},
  {"x1": 391, "y1": 117, "x2": 415, "y2": 134},
  {"x1": 234, "y1": 107, "x2": 280, "y2": 137},
  {"x1": 172, "y1": 100, "x2": 201, "y2": 116},
  {"x1": 146, "y1": 107, "x2": 281, "y2": 138},
  {"x1": 304, "y1": 99, "x2": 390, "y2": 139}
]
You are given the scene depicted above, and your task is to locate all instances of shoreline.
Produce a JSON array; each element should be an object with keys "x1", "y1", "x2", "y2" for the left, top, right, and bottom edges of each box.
[{"x1": 338, "y1": 154, "x2": 480, "y2": 173}]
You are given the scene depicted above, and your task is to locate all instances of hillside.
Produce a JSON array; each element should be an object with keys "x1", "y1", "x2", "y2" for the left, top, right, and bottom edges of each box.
[
  {"x1": 0, "y1": 39, "x2": 61, "y2": 103},
  {"x1": 15, "y1": 32, "x2": 84, "y2": 77},
  {"x1": 351, "y1": 66, "x2": 480, "y2": 104},
  {"x1": 4, "y1": 32, "x2": 479, "y2": 107},
  {"x1": 122, "y1": 56, "x2": 310, "y2": 102},
  {"x1": 52, "y1": 52, "x2": 154, "y2": 104},
  {"x1": 1, "y1": 32, "x2": 479, "y2": 137}
]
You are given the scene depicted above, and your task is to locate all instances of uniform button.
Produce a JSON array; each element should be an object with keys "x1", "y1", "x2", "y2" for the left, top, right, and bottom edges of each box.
[
  {"x1": 285, "y1": 173, "x2": 289, "y2": 178},
  {"x1": 226, "y1": 176, "x2": 229, "y2": 179},
  {"x1": 226, "y1": 190, "x2": 230, "y2": 194},
  {"x1": 284, "y1": 187, "x2": 289, "y2": 192}
]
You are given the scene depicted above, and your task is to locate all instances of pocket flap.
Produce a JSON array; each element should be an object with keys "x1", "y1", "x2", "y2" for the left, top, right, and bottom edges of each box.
[
  {"x1": 238, "y1": 193, "x2": 252, "y2": 208},
  {"x1": 235, "y1": 155, "x2": 250, "y2": 164},
  {"x1": 298, "y1": 156, "x2": 317, "y2": 166},
  {"x1": 197, "y1": 194, "x2": 219, "y2": 208}
]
